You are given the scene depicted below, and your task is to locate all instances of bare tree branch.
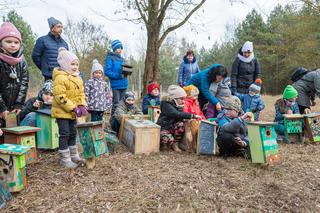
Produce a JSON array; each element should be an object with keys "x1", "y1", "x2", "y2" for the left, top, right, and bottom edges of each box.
[
  {"x1": 135, "y1": 0, "x2": 148, "y2": 25},
  {"x1": 158, "y1": 0, "x2": 174, "y2": 25}
]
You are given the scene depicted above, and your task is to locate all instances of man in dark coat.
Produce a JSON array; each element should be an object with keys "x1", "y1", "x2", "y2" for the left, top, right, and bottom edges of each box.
[{"x1": 32, "y1": 17, "x2": 69, "y2": 81}]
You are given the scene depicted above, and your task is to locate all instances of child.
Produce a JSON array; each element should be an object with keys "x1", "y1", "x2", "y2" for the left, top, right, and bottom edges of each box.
[
  {"x1": 52, "y1": 47, "x2": 87, "y2": 168},
  {"x1": 235, "y1": 82, "x2": 265, "y2": 121},
  {"x1": 20, "y1": 80, "x2": 53, "y2": 126},
  {"x1": 142, "y1": 81, "x2": 160, "y2": 114},
  {"x1": 85, "y1": 59, "x2": 112, "y2": 121},
  {"x1": 274, "y1": 85, "x2": 300, "y2": 136},
  {"x1": 0, "y1": 22, "x2": 29, "y2": 128},
  {"x1": 216, "y1": 96, "x2": 253, "y2": 158},
  {"x1": 157, "y1": 85, "x2": 201, "y2": 152},
  {"x1": 104, "y1": 40, "x2": 127, "y2": 117},
  {"x1": 183, "y1": 85, "x2": 205, "y2": 120},
  {"x1": 111, "y1": 91, "x2": 143, "y2": 133}
]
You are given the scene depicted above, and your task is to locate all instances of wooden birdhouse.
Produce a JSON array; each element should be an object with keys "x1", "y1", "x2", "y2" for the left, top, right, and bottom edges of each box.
[
  {"x1": 122, "y1": 119, "x2": 160, "y2": 155},
  {"x1": 36, "y1": 109, "x2": 59, "y2": 149},
  {"x1": 0, "y1": 144, "x2": 29, "y2": 192},
  {"x1": 247, "y1": 122, "x2": 279, "y2": 164},
  {"x1": 121, "y1": 64, "x2": 133, "y2": 76},
  {"x1": 0, "y1": 180, "x2": 12, "y2": 209},
  {"x1": 283, "y1": 114, "x2": 304, "y2": 144},
  {"x1": 197, "y1": 120, "x2": 217, "y2": 155},
  {"x1": 2, "y1": 126, "x2": 40, "y2": 165},
  {"x1": 76, "y1": 121, "x2": 108, "y2": 169},
  {"x1": 148, "y1": 106, "x2": 161, "y2": 123},
  {"x1": 304, "y1": 113, "x2": 320, "y2": 142}
]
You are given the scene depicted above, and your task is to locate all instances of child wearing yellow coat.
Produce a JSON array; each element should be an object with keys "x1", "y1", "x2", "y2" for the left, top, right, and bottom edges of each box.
[{"x1": 52, "y1": 47, "x2": 87, "y2": 168}]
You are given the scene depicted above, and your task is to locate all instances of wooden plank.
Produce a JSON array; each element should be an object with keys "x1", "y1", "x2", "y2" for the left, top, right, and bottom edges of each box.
[
  {"x1": 0, "y1": 144, "x2": 29, "y2": 155},
  {"x1": 5, "y1": 112, "x2": 17, "y2": 128},
  {"x1": 247, "y1": 124, "x2": 265, "y2": 163},
  {"x1": 118, "y1": 115, "x2": 151, "y2": 141},
  {"x1": 248, "y1": 121, "x2": 276, "y2": 126},
  {"x1": 36, "y1": 113, "x2": 59, "y2": 149},
  {"x1": 2, "y1": 126, "x2": 40, "y2": 134},
  {"x1": 76, "y1": 121, "x2": 104, "y2": 128}
]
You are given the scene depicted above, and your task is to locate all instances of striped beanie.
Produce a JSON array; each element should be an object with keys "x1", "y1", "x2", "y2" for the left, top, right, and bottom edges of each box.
[{"x1": 111, "y1": 40, "x2": 123, "y2": 52}]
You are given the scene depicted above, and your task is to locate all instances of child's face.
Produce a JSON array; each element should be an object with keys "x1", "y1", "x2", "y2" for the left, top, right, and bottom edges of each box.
[
  {"x1": 42, "y1": 93, "x2": 53, "y2": 104},
  {"x1": 215, "y1": 75, "x2": 224, "y2": 83},
  {"x1": 151, "y1": 88, "x2": 159, "y2": 97},
  {"x1": 174, "y1": 97, "x2": 185, "y2": 107},
  {"x1": 285, "y1": 98, "x2": 297, "y2": 107},
  {"x1": 249, "y1": 91, "x2": 258, "y2": 96},
  {"x1": 243, "y1": 51, "x2": 252, "y2": 58},
  {"x1": 190, "y1": 95, "x2": 198, "y2": 100},
  {"x1": 70, "y1": 60, "x2": 79, "y2": 74},
  {"x1": 125, "y1": 98, "x2": 135, "y2": 105},
  {"x1": 93, "y1": 70, "x2": 103, "y2": 79},
  {"x1": 115, "y1": 48, "x2": 122, "y2": 55},
  {"x1": 0, "y1": 37, "x2": 21, "y2": 54},
  {"x1": 225, "y1": 109, "x2": 239, "y2": 119}
]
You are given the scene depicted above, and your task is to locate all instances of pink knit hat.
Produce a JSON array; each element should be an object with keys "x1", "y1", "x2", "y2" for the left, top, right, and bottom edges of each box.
[
  {"x1": 0, "y1": 22, "x2": 22, "y2": 42},
  {"x1": 57, "y1": 47, "x2": 79, "y2": 72}
]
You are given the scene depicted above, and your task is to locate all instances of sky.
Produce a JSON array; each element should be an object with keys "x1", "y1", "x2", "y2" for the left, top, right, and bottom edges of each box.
[{"x1": 3, "y1": 0, "x2": 288, "y2": 57}]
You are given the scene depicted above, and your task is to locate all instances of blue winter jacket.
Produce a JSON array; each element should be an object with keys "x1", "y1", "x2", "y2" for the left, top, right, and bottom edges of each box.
[
  {"x1": 32, "y1": 32, "x2": 69, "y2": 79},
  {"x1": 235, "y1": 93, "x2": 265, "y2": 121},
  {"x1": 104, "y1": 52, "x2": 127, "y2": 90},
  {"x1": 187, "y1": 64, "x2": 221, "y2": 105},
  {"x1": 274, "y1": 98, "x2": 300, "y2": 123},
  {"x1": 141, "y1": 94, "x2": 160, "y2": 114},
  {"x1": 178, "y1": 56, "x2": 200, "y2": 86}
]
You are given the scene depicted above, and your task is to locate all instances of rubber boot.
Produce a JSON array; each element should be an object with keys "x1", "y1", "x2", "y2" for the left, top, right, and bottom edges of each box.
[
  {"x1": 172, "y1": 143, "x2": 182, "y2": 153},
  {"x1": 59, "y1": 149, "x2": 78, "y2": 168},
  {"x1": 69, "y1": 145, "x2": 86, "y2": 164}
]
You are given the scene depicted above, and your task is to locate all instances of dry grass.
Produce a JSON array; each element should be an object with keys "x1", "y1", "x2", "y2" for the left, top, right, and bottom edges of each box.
[{"x1": 3, "y1": 96, "x2": 320, "y2": 212}]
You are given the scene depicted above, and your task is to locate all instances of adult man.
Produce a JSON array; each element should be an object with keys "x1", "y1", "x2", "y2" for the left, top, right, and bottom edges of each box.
[{"x1": 32, "y1": 17, "x2": 69, "y2": 80}]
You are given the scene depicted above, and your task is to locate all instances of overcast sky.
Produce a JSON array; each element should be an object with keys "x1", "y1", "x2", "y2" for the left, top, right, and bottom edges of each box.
[{"x1": 4, "y1": 0, "x2": 288, "y2": 57}]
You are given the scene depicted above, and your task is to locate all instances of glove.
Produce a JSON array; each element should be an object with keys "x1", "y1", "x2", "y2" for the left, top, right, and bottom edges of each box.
[
  {"x1": 78, "y1": 105, "x2": 88, "y2": 116},
  {"x1": 73, "y1": 107, "x2": 82, "y2": 117}
]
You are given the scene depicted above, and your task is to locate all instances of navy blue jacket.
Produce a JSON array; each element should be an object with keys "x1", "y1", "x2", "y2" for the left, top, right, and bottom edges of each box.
[
  {"x1": 177, "y1": 56, "x2": 200, "y2": 86},
  {"x1": 235, "y1": 93, "x2": 265, "y2": 121},
  {"x1": 32, "y1": 32, "x2": 69, "y2": 79},
  {"x1": 104, "y1": 52, "x2": 128, "y2": 90},
  {"x1": 141, "y1": 94, "x2": 160, "y2": 114}
]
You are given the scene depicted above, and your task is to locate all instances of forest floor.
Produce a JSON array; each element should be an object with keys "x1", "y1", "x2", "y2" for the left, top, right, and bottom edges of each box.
[{"x1": 3, "y1": 96, "x2": 320, "y2": 213}]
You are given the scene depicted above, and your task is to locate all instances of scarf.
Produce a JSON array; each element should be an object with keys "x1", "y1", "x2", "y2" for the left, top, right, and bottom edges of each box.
[
  {"x1": 0, "y1": 52, "x2": 24, "y2": 66},
  {"x1": 238, "y1": 53, "x2": 255, "y2": 63}
]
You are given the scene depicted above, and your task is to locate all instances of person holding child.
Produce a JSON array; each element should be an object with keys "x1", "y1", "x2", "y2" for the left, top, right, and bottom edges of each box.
[
  {"x1": 157, "y1": 85, "x2": 201, "y2": 152},
  {"x1": 142, "y1": 81, "x2": 160, "y2": 114},
  {"x1": 0, "y1": 22, "x2": 29, "y2": 128},
  {"x1": 85, "y1": 59, "x2": 112, "y2": 121},
  {"x1": 216, "y1": 96, "x2": 253, "y2": 158},
  {"x1": 52, "y1": 47, "x2": 87, "y2": 168},
  {"x1": 274, "y1": 85, "x2": 300, "y2": 136},
  {"x1": 20, "y1": 80, "x2": 53, "y2": 126}
]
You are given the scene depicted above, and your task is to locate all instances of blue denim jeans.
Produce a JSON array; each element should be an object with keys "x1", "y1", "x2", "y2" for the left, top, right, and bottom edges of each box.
[{"x1": 20, "y1": 112, "x2": 37, "y2": 126}]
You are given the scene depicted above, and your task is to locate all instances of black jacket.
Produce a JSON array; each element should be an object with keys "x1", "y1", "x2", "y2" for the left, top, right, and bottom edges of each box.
[
  {"x1": 157, "y1": 96, "x2": 194, "y2": 131},
  {"x1": 19, "y1": 95, "x2": 51, "y2": 121},
  {"x1": 0, "y1": 48, "x2": 29, "y2": 113}
]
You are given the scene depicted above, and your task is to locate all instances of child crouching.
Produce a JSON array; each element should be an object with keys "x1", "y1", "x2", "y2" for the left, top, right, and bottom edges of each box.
[
  {"x1": 52, "y1": 47, "x2": 87, "y2": 168},
  {"x1": 157, "y1": 85, "x2": 201, "y2": 152},
  {"x1": 216, "y1": 96, "x2": 253, "y2": 158}
]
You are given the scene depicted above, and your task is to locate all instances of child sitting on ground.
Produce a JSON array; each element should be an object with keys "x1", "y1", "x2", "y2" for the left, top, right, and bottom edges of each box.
[
  {"x1": 235, "y1": 81, "x2": 265, "y2": 121},
  {"x1": 111, "y1": 91, "x2": 143, "y2": 133},
  {"x1": 52, "y1": 47, "x2": 87, "y2": 168},
  {"x1": 216, "y1": 96, "x2": 253, "y2": 158},
  {"x1": 183, "y1": 85, "x2": 205, "y2": 120},
  {"x1": 85, "y1": 59, "x2": 112, "y2": 121},
  {"x1": 142, "y1": 81, "x2": 160, "y2": 114},
  {"x1": 157, "y1": 85, "x2": 201, "y2": 152},
  {"x1": 274, "y1": 85, "x2": 300, "y2": 136},
  {"x1": 20, "y1": 80, "x2": 53, "y2": 126}
]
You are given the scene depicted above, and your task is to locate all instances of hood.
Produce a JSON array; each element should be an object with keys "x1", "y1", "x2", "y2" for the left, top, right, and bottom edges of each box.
[
  {"x1": 183, "y1": 55, "x2": 196, "y2": 64},
  {"x1": 52, "y1": 67, "x2": 69, "y2": 80},
  {"x1": 107, "y1": 51, "x2": 122, "y2": 59}
]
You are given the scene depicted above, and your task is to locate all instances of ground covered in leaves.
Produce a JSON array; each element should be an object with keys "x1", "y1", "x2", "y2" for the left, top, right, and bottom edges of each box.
[{"x1": 3, "y1": 96, "x2": 320, "y2": 212}]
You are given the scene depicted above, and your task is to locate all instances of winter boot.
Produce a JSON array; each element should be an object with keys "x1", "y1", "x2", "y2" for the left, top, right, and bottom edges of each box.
[
  {"x1": 59, "y1": 149, "x2": 78, "y2": 168},
  {"x1": 69, "y1": 145, "x2": 86, "y2": 164},
  {"x1": 172, "y1": 143, "x2": 182, "y2": 153}
]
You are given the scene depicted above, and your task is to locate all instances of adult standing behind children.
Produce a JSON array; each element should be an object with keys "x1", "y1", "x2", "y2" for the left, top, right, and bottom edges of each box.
[
  {"x1": 32, "y1": 17, "x2": 68, "y2": 81},
  {"x1": 104, "y1": 40, "x2": 127, "y2": 117},
  {"x1": 231, "y1": 41, "x2": 261, "y2": 94},
  {"x1": 0, "y1": 22, "x2": 29, "y2": 127},
  {"x1": 177, "y1": 50, "x2": 200, "y2": 87}
]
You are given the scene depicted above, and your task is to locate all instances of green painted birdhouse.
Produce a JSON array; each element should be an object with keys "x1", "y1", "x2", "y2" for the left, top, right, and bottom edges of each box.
[
  {"x1": 36, "y1": 109, "x2": 59, "y2": 149},
  {"x1": 247, "y1": 122, "x2": 280, "y2": 164},
  {"x1": 283, "y1": 114, "x2": 304, "y2": 144}
]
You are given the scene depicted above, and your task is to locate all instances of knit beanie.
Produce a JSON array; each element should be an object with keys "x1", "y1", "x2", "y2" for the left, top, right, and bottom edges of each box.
[
  {"x1": 0, "y1": 22, "x2": 22, "y2": 42},
  {"x1": 124, "y1": 91, "x2": 135, "y2": 101},
  {"x1": 183, "y1": 85, "x2": 199, "y2": 97},
  {"x1": 91, "y1": 59, "x2": 104, "y2": 74},
  {"x1": 147, "y1": 82, "x2": 160, "y2": 94},
  {"x1": 168, "y1": 85, "x2": 186, "y2": 99},
  {"x1": 111, "y1": 40, "x2": 123, "y2": 52},
  {"x1": 283, "y1": 85, "x2": 298, "y2": 100},
  {"x1": 249, "y1": 83, "x2": 261, "y2": 94},
  {"x1": 241, "y1": 41, "x2": 253, "y2": 53},
  {"x1": 225, "y1": 96, "x2": 242, "y2": 113},
  {"x1": 42, "y1": 80, "x2": 53, "y2": 94},
  {"x1": 57, "y1": 47, "x2": 79, "y2": 72},
  {"x1": 48, "y1": 17, "x2": 62, "y2": 30}
]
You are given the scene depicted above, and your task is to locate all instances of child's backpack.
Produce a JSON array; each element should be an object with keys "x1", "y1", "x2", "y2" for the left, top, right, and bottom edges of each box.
[{"x1": 291, "y1": 67, "x2": 310, "y2": 82}]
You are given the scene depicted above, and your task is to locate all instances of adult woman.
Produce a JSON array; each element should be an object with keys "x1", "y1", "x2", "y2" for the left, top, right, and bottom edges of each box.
[
  {"x1": 187, "y1": 64, "x2": 227, "y2": 111},
  {"x1": 177, "y1": 50, "x2": 200, "y2": 87},
  {"x1": 231, "y1": 41, "x2": 261, "y2": 94}
]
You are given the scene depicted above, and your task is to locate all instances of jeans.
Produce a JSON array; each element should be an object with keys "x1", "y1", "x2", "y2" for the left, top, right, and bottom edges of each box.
[
  {"x1": 111, "y1": 89, "x2": 127, "y2": 116},
  {"x1": 90, "y1": 111, "x2": 104, "y2": 122},
  {"x1": 111, "y1": 118, "x2": 120, "y2": 133},
  {"x1": 57, "y1": 118, "x2": 77, "y2": 150},
  {"x1": 20, "y1": 112, "x2": 36, "y2": 126}
]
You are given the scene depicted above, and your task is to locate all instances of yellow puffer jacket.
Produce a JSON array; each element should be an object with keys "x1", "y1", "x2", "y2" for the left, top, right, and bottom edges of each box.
[{"x1": 51, "y1": 68, "x2": 87, "y2": 119}]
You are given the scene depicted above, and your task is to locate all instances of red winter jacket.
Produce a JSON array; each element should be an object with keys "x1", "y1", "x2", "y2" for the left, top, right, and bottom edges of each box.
[{"x1": 183, "y1": 97, "x2": 206, "y2": 120}]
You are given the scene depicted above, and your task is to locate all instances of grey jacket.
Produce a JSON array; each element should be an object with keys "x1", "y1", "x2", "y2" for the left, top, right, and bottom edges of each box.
[{"x1": 293, "y1": 69, "x2": 320, "y2": 107}]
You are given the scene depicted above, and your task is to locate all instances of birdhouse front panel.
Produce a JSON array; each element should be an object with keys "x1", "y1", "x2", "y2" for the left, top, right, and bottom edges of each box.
[
  {"x1": 93, "y1": 140, "x2": 109, "y2": 156},
  {"x1": 25, "y1": 147, "x2": 37, "y2": 165},
  {"x1": 36, "y1": 111, "x2": 59, "y2": 149},
  {"x1": 304, "y1": 114, "x2": 320, "y2": 142},
  {"x1": 148, "y1": 106, "x2": 161, "y2": 123},
  {"x1": 197, "y1": 120, "x2": 217, "y2": 155}
]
